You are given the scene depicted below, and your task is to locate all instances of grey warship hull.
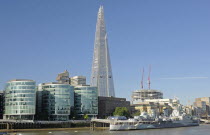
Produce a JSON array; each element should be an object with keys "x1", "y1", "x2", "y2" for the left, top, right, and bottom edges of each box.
[{"x1": 110, "y1": 121, "x2": 199, "y2": 131}]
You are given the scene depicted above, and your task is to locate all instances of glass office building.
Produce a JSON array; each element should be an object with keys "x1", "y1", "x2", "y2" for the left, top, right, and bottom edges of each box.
[
  {"x1": 38, "y1": 82, "x2": 74, "y2": 121},
  {"x1": 4, "y1": 79, "x2": 36, "y2": 120},
  {"x1": 91, "y1": 6, "x2": 115, "y2": 97},
  {"x1": 74, "y1": 86, "x2": 98, "y2": 117},
  {"x1": 0, "y1": 91, "x2": 4, "y2": 119}
]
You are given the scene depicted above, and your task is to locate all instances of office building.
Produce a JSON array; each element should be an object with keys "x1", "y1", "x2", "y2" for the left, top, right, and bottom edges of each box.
[
  {"x1": 37, "y1": 82, "x2": 74, "y2": 121},
  {"x1": 56, "y1": 70, "x2": 70, "y2": 84},
  {"x1": 4, "y1": 79, "x2": 36, "y2": 120},
  {"x1": 194, "y1": 97, "x2": 210, "y2": 117},
  {"x1": 143, "y1": 98, "x2": 180, "y2": 108},
  {"x1": 91, "y1": 6, "x2": 115, "y2": 97},
  {"x1": 0, "y1": 91, "x2": 4, "y2": 119},
  {"x1": 70, "y1": 76, "x2": 86, "y2": 86},
  {"x1": 185, "y1": 105, "x2": 196, "y2": 116},
  {"x1": 74, "y1": 85, "x2": 98, "y2": 118},
  {"x1": 98, "y1": 96, "x2": 130, "y2": 118},
  {"x1": 132, "y1": 100, "x2": 175, "y2": 117},
  {"x1": 132, "y1": 89, "x2": 163, "y2": 104}
]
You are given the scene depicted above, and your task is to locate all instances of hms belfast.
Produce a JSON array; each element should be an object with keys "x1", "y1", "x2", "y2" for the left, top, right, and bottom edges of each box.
[{"x1": 91, "y1": 6, "x2": 115, "y2": 97}]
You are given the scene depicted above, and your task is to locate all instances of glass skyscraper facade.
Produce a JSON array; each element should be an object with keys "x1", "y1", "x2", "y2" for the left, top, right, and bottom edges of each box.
[
  {"x1": 91, "y1": 6, "x2": 115, "y2": 97},
  {"x1": 74, "y1": 86, "x2": 98, "y2": 117},
  {"x1": 0, "y1": 91, "x2": 4, "y2": 119},
  {"x1": 37, "y1": 82, "x2": 74, "y2": 121},
  {"x1": 4, "y1": 79, "x2": 36, "y2": 120}
]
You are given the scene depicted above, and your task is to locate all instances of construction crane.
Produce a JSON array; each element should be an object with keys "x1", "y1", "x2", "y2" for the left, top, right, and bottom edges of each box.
[
  {"x1": 148, "y1": 65, "x2": 151, "y2": 90},
  {"x1": 141, "y1": 68, "x2": 144, "y2": 89}
]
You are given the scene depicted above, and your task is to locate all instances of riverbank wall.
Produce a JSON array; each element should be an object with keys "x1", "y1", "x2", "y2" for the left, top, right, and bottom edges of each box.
[{"x1": 0, "y1": 120, "x2": 91, "y2": 131}]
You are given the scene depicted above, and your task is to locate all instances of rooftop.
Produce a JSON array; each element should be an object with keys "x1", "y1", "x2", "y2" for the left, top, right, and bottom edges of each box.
[
  {"x1": 71, "y1": 76, "x2": 86, "y2": 79},
  {"x1": 8, "y1": 79, "x2": 34, "y2": 82},
  {"x1": 133, "y1": 89, "x2": 162, "y2": 93},
  {"x1": 40, "y1": 82, "x2": 71, "y2": 85}
]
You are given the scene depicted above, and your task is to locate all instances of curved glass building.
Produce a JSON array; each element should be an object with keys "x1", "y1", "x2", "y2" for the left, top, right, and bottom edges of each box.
[
  {"x1": 37, "y1": 82, "x2": 74, "y2": 121},
  {"x1": 4, "y1": 79, "x2": 36, "y2": 120},
  {"x1": 74, "y1": 86, "x2": 98, "y2": 118}
]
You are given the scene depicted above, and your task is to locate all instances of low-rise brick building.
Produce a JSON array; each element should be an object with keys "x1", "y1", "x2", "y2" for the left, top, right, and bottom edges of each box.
[{"x1": 98, "y1": 96, "x2": 130, "y2": 118}]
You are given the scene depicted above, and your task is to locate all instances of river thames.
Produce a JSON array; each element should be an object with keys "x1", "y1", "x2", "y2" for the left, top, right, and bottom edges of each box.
[{"x1": 13, "y1": 124, "x2": 210, "y2": 135}]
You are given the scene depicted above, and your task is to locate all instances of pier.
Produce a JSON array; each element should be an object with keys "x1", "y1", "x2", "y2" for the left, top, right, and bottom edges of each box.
[{"x1": 90, "y1": 119, "x2": 111, "y2": 130}]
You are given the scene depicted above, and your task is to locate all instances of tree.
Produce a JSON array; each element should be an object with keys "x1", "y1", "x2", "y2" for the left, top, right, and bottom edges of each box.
[
  {"x1": 132, "y1": 111, "x2": 141, "y2": 117},
  {"x1": 84, "y1": 114, "x2": 89, "y2": 120},
  {"x1": 113, "y1": 107, "x2": 130, "y2": 117}
]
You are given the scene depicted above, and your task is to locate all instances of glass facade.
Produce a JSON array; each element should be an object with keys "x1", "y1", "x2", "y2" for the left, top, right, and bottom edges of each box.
[
  {"x1": 4, "y1": 79, "x2": 36, "y2": 120},
  {"x1": 0, "y1": 92, "x2": 4, "y2": 119},
  {"x1": 37, "y1": 83, "x2": 74, "y2": 121},
  {"x1": 91, "y1": 6, "x2": 115, "y2": 97},
  {"x1": 74, "y1": 86, "x2": 98, "y2": 117}
]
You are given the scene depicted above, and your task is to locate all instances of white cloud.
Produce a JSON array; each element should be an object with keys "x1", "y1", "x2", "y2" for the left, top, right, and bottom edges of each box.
[{"x1": 159, "y1": 77, "x2": 209, "y2": 80}]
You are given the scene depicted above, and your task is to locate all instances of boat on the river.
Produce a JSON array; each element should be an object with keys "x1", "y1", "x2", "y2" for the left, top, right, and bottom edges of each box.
[{"x1": 110, "y1": 109, "x2": 199, "y2": 131}]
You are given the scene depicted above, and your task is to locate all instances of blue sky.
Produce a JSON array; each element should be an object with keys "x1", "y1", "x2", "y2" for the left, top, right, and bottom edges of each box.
[{"x1": 0, "y1": 0, "x2": 210, "y2": 104}]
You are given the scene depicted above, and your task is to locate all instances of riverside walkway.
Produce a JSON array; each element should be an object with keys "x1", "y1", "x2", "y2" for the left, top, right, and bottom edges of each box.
[{"x1": 0, "y1": 120, "x2": 90, "y2": 130}]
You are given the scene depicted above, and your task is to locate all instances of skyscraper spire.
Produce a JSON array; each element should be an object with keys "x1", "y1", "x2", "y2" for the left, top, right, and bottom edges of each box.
[{"x1": 91, "y1": 6, "x2": 115, "y2": 97}]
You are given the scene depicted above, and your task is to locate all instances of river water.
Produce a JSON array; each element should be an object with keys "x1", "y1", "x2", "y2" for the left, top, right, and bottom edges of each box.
[{"x1": 14, "y1": 124, "x2": 210, "y2": 135}]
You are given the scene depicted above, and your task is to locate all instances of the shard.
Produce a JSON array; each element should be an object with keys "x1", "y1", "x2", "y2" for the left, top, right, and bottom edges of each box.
[{"x1": 91, "y1": 6, "x2": 115, "y2": 97}]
